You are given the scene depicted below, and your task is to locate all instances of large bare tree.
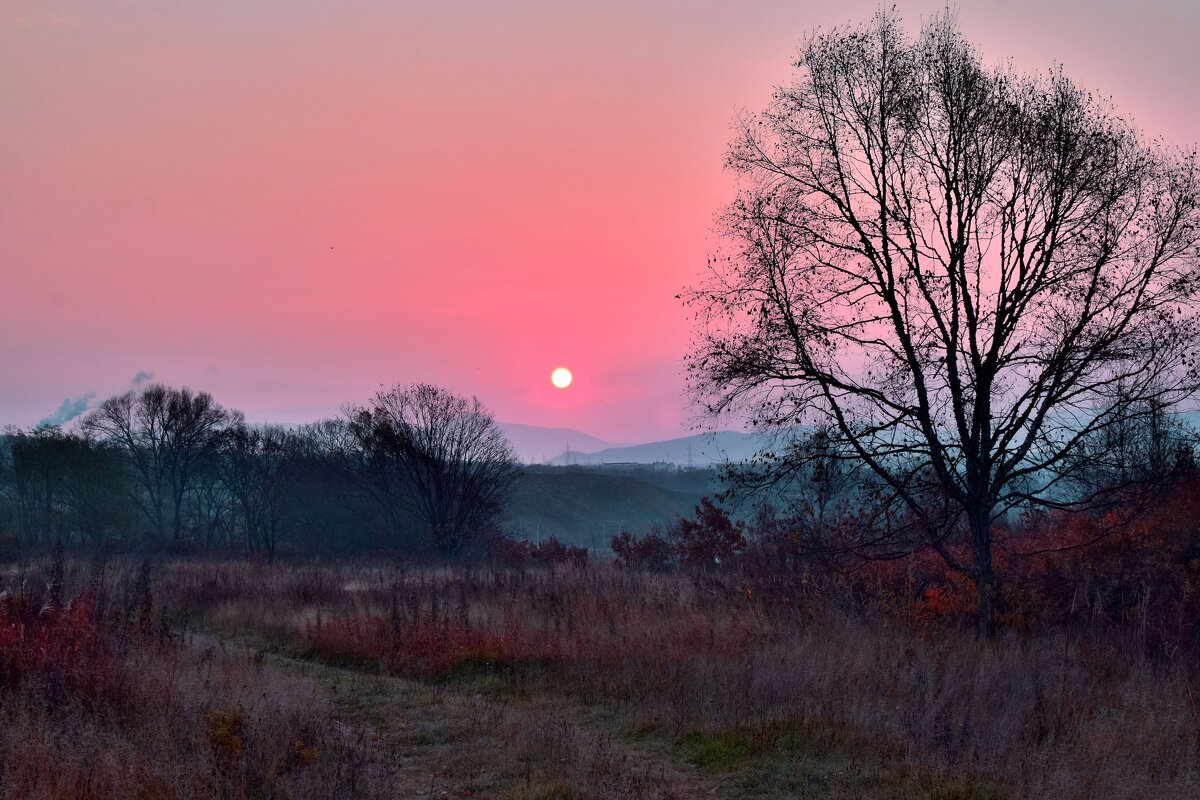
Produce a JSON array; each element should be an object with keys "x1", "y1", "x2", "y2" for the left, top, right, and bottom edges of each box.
[
  {"x1": 346, "y1": 384, "x2": 520, "y2": 556},
  {"x1": 687, "y1": 12, "x2": 1200, "y2": 628}
]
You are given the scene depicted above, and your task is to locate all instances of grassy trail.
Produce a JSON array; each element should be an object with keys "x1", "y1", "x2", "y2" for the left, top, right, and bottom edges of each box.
[
  {"x1": 252, "y1": 646, "x2": 1005, "y2": 800},
  {"x1": 264, "y1": 653, "x2": 717, "y2": 799}
]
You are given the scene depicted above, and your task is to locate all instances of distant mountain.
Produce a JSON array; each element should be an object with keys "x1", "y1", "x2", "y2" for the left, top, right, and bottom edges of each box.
[
  {"x1": 498, "y1": 422, "x2": 624, "y2": 464},
  {"x1": 548, "y1": 431, "x2": 765, "y2": 467},
  {"x1": 539, "y1": 408, "x2": 1200, "y2": 469}
]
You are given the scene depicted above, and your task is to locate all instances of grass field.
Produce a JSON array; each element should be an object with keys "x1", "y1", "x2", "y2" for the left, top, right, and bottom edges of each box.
[{"x1": 0, "y1": 557, "x2": 1195, "y2": 799}]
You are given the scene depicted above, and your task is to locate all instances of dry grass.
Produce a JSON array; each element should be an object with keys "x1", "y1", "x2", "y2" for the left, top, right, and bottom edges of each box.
[
  {"x1": 144, "y1": 559, "x2": 1200, "y2": 799},
  {"x1": 1, "y1": 557, "x2": 1193, "y2": 797},
  {"x1": 0, "y1": 560, "x2": 405, "y2": 799}
]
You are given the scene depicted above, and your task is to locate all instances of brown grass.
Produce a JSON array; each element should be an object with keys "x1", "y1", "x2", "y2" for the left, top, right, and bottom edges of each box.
[
  {"x1": 2, "y1": 557, "x2": 1194, "y2": 798},
  {"x1": 151, "y1": 560, "x2": 1200, "y2": 799}
]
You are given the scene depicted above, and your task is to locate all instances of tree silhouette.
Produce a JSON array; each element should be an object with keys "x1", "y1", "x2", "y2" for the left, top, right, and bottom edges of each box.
[
  {"x1": 346, "y1": 383, "x2": 520, "y2": 556},
  {"x1": 687, "y1": 11, "x2": 1200, "y2": 630},
  {"x1": 83, "y1": 385, "x2": 241, "y2": 540}
]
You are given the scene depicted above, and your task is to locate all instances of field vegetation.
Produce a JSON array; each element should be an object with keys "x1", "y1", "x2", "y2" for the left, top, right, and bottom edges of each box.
[{"x1": 2, "y1": 483, "x2": 1197, "y2": 800}]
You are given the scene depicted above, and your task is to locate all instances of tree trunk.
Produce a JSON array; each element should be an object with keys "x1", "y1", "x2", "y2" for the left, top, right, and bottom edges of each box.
[{"x1": 970, "y1": 511, "x2": 999, "y2": 636}]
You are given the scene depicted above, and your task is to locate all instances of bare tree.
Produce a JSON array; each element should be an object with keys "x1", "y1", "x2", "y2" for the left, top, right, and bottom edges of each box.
[
  {"x1": 687, "y1": 11, "x2": 1200, "y2": 630},
  {"x1": 346, "y1": 384, "x2": 520, "y2": 556},
  {"x1": 218, "y1": 423, "x2": 300, "y2": 561},
  {"x1": 82, "y1": 385, "x2": 241, "y2": 540},
  {"x1": 288, "y1": 419, "x2": 381, "y2": 552}
]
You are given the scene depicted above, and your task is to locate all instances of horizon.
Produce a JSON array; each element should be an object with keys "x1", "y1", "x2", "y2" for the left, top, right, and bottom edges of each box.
[{"x1": 4, "y1": 0, "x2": 1199, "y2": 441}]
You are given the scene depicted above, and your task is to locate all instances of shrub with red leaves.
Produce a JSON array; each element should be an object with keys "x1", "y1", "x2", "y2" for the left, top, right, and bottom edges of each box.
[
  {"x1": 0, "y1": 591, "x2": 126, "y2": 708},
  {"x1": 750, "y1": 471, "x2": 1200, "y2": 651},
  {"x1": 997, "y1": 474, "x2": 1200, "y2": 649},
  {"x1": 610, "y1": 530, "x2": 676, "y2": 571},
  {"x1": 303, "y1": 615, "x2": 560, "y2": 679},
  {"x1": 483, "y1": 532, "x2": 588, "y2": 569},
  {"x1": 671, "y1": 498, "x2": 747, "y2": 572},
  {"x1": 610, "y1": 499, "x2": 747, "y2": 573},
  {"x1": 481, "y1": 530, "x2": 535, "y2": 567}
]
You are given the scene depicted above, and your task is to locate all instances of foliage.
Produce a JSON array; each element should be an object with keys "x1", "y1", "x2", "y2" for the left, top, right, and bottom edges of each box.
[
  {"x1": 0, "y1": 382, "x2": 528, "y2": 560},
  {"x1": 0, "y1": 590, "x2": 124, "y2": 708},
  {"x1": 669, "y1": 498, "x2": 747, "y2": 571},
  {"x1": 526, "y1": 537, "x2": 589, "y2": 568},
  {"x1": 611, "y1": 529, "x2": 676, "y2": 571},
  {"x1": 303, "y1": 615, "x2": 561, "y2": 680},
  {"x1": 0, "y1": 426, "x2": 133, "y2": 547},
  {"x1": 611, "y1": 497, "x2": 746, "y2": 572}
]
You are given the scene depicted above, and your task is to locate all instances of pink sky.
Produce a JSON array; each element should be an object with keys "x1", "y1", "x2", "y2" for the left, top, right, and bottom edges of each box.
[{"x1": 2, "y1": 0, "x2": 1198, "y2": 441}]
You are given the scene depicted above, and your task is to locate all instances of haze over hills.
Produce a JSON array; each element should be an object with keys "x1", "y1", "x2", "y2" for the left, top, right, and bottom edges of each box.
[
  {"x1": 500, "y1": 422, "x2": 765, "y2": 467},
  {"x1": 497, "y1": 423, "x2": 625, "y2": 465},
  {"x1": 545, "y1": 430, "x2": 765, "y2": 467},
  {"x1": 507, "y1": 464, "x2": 722, "y2": 548},
  {"x1": 522, "y1": 409, "x2": 1200, "y2": 468}
]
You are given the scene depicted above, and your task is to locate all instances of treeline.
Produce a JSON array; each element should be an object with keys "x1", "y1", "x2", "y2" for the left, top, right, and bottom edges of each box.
[{"x1": 0, "y1": 382, "x2": 520, "y2": 560}]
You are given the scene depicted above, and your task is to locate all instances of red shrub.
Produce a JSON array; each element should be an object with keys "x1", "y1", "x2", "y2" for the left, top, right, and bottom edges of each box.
[
  {"x1": 672, "y1": 498, "x2": 747, "y2": 572},
  {"x1": 777, "y1": 472, "x2": 1200, "y2": 649},
  {"x1": 0, "y1": 591, "x2": 126, "y2": 708},
  {"x1": 997, "y1": 475, "x2": 1200, "y2": 649},
  {"x1": 611, "y1": 499, "x2": 746, "y2": 573},
  {"x1": 482, "y1": 532, "x2": 588, "y2": 568},
  {"x1": 611, "y1": 530, "x2": 675, "y2": 571},
  {"x1": 481, "y1": 530, "x2": 535, "y2": 567},
  {"x1": 303, "y1": 615, "x2": 561, "y2": 679}
]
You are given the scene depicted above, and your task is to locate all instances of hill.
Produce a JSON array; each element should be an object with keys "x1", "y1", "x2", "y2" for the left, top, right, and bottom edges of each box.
[{"x1": 505, "y1": 465, "x2": 720, "y2": 548}]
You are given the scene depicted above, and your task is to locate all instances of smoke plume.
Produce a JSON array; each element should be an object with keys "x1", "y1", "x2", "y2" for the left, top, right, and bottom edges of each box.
[{"x1": 37, "y1": 392, "x2": 97, "y2": 428}]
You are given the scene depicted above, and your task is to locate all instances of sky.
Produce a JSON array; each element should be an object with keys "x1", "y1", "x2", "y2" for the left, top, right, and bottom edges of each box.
[{"x1": 2, "y1": 0, "x2": 1198, "y2": 442}]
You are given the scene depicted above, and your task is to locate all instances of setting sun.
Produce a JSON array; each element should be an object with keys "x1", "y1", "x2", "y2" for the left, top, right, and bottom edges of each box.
[{"x1": 550, "y1": 367, "x2": 573, "y2": 389}]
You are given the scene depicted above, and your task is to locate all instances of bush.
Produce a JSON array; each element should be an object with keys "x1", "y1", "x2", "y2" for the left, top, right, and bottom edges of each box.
[
  {"x1": 483, "y1": 531, "x2": 588, "y2": 568},
  {"x1": 302, "y1": 615, "x2": 560, "y2": 679},
  {"x1": 611, "y1": 530, "x2": 675, "y2": 571},
  {"x1": 670, "y1": 498, "x2": 747, "y2": 572},
  {"x1": 610, "y1": 498, "x2": 746, "y2": 573},
  {"x1": 528, "y1": 536, "x2": 589, "y2": 568},
  {"x1": 0, "y1": 590, "x2": 125, "y2": 709}
]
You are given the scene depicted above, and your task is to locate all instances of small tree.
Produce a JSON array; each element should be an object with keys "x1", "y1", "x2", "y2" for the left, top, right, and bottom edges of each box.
[
  {"x1": 671, "y1": 498, "x2": 747, "y2": 572},
  {"x1": 611, "y1": 529, "x2": 676, "y2": 571},
  {"x1": 346, "y1": 384, "x2": 520, "y2": 556},
  {"x1": 687, "y1": 11, "x2": 1200, "y2": 630}
]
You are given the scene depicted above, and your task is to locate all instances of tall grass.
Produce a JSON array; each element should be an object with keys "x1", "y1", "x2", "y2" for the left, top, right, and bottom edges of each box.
[
  {"x1": 0, "y1": 559, "x2": 398, "y2": 799},
  {"x1": 154, "y1": 559, "x2": 1200, "y2": 799}
]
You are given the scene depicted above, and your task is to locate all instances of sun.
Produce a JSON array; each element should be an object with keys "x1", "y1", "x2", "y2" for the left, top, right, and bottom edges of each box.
[{"x1": 550, "y1": 367, "x2": 573, "y2": 389}]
